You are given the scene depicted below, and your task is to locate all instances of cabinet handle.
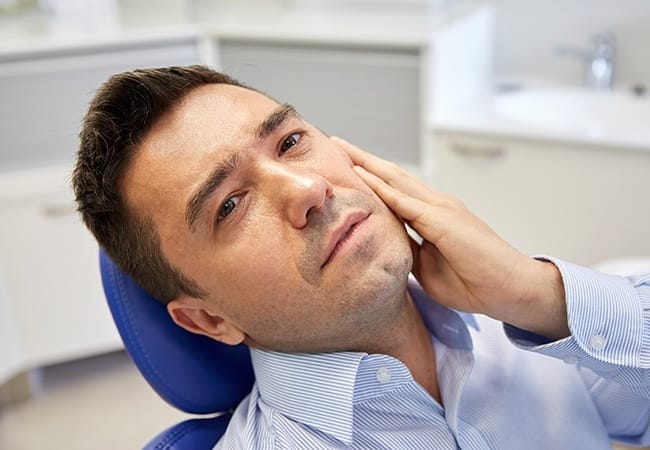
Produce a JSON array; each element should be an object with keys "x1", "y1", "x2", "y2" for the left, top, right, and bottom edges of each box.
[
  {"x1": 42, "y1": 203, "x2": 77, "y2": 217},
  {"x1": 451, "y1": 142, "x2": 506, "y2": 158}
]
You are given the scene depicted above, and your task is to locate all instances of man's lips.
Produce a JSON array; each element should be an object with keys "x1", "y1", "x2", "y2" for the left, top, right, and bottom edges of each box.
[{"x1": 321, "y1": 211, "x2": 370, "y2": 268}]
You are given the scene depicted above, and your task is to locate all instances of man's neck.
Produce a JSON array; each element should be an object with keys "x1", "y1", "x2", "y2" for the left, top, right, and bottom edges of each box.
[{"x1": 367, "y1": 292, "x2": 441, "y2": 404}]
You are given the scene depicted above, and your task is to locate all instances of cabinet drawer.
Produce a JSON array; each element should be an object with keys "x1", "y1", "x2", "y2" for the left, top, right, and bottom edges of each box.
[{"x1": 0, "y1": 41, "x2": 200, "y2": 173}]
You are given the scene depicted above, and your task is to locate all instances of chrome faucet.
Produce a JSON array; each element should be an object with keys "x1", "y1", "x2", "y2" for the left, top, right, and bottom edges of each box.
[{"x1": 557, "y1": 33, "x2": 615, "y2": 90}]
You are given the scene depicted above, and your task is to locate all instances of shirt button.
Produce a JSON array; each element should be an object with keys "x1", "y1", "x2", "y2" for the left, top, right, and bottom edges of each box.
[
  {"x1": 563, "y1": 355, "x2": 579, "y2": 364},
  {"x1": 589, "y1": 334, "x2": 607, "y2": 350},
  {"x1": 376, "y1": 367, "x2": 391, "y2": 383}
]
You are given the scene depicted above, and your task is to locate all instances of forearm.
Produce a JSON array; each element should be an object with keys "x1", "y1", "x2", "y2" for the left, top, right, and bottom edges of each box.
[
  {"x1": 506, "y1": 258, "x2": 650, "y2": 393},
  {"x1": 486, "y1": 257, "x2": 570, "y2": 341}
]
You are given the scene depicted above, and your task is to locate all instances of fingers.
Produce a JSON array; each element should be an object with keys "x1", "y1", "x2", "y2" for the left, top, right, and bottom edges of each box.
[
  {"x1": 408, "y1": 236, "x2": 450, "y2": 300},
  {"x1": 332, "y1": 135, "x2": 412, "y2": 187},
  {"x1": 408, "y1": 235, "x2": 421, "y2": 265},
  {"x1": 353, "y1": 165, "x2": 450, "y2": 246},
  {"x1": 333, "y1": 136, "x2": 387, "y2": 170},
  {"x1": 352, "y1": 165, "x2": 426, "y2": 224},
  {"x1": 333, "y1": 136, "x2": 458, "y2": 244},
  {"x1": 331, "y1": 136, "x2": 442, "y2": 205}
]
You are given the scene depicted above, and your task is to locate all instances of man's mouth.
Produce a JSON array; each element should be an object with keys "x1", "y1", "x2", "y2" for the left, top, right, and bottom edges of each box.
[{"x1": 321, "y1": 211, "x2": 370, "y2": 268}]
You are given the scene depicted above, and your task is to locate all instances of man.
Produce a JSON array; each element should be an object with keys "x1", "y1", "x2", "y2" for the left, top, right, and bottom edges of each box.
[{"x1": 73, "y1": 65, "x2": 650, "y2": 449}]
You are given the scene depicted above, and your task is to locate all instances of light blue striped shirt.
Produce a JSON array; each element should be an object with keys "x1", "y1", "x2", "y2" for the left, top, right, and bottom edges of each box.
[{"x1": 216, "y1": 258, "x2": 650, "y2": 449}]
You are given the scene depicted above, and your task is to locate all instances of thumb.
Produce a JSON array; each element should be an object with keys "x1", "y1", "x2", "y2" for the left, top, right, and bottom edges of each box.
[{"x1": 408, "y1": 235, "x2": 422, "y2": 278}]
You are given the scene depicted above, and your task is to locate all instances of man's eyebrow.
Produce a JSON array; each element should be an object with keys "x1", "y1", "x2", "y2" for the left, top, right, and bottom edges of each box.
[
  {"x1": 185, "y1": 152, "x2": 240, "y2": 232},
  {"x1": 256, "y1": 103, "x2": 299, "y2": 141}
]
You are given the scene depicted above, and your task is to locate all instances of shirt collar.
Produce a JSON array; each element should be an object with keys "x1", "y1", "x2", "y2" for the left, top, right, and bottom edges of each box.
[
  {"x1": 250, "y1": 277, "x2": 478, "y2": 444},
  {"x1": 408, "y1": 277, "x2": 479, "y2": 350}
]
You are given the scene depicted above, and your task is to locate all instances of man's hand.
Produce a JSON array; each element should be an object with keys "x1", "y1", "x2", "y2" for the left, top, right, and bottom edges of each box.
[{"x1": 334, "y1": 137, "x2": 570, "y2": 340}]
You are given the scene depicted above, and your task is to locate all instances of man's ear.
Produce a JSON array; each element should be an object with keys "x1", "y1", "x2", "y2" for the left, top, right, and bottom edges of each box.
[{"x1": 167, "y1": 296, "x2": 246, "y2": 346}]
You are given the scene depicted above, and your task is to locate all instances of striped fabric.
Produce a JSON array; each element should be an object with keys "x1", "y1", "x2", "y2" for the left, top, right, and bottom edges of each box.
[{"x1": 215, "y1": 259, "x2": 650, "y2": 449}]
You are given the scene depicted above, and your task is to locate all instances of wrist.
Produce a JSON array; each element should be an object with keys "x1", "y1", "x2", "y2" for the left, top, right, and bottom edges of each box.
[{"x1": 497, "y1": 258, "x2": 570, "y2": 341}]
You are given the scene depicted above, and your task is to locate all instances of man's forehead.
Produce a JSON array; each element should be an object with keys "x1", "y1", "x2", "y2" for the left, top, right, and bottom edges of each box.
[
  {"x1": 141, "y1": 83, "x2": 280, "y2": 160},
  {"x1": 177, "y1": 83, "x2": 280, "y2": 129},
  {"x1": 184, "y1": 82, "x2": 274, "y2": 104}
]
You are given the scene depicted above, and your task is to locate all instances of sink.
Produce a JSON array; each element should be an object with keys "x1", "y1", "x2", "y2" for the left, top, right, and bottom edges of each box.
[{"x1": 494, "y1": 86, "x2": 650, "y2": 136}]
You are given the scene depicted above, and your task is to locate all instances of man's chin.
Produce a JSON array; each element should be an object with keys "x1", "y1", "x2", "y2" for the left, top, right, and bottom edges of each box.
[{"x1": 355, "y1": 250, "x2": 412, "y2": 306}]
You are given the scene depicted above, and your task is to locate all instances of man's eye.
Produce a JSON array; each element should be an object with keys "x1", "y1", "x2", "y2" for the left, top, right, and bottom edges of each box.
[
  {"x1": 280, "y1": 132, "x2": 302, "y2": 154},
  {"x1": 217, "y1": 195, "x2": 241, "y2": 223}
]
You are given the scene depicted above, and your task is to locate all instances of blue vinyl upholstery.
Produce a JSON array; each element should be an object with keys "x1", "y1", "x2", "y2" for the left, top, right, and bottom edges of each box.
[
  {"x1": 99, "y1": 249, "x2": 254, "y2": 448},
  {"x1": 143, "y1": 415, "x2": 232, "y2": 450}
]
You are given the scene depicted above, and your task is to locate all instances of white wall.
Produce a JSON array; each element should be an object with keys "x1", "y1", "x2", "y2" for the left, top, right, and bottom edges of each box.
[{"x1": 492, "y1": 0, "x2": 650, "y2": 85}]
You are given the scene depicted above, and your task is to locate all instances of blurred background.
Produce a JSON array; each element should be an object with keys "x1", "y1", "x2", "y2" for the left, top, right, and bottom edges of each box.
[{"x1": 0, "y1": 0, "x2": 648, "y2": 448}]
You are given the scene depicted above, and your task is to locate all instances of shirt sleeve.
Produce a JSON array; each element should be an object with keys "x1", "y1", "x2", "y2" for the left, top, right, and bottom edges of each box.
[{"x1": 503, "y1": 257, "x2": 650, "y2": 445}]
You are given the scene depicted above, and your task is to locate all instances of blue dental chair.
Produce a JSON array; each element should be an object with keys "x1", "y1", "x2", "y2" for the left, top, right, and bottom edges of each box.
[{"x1": 99, "y1": 249, "x2": 255, "y2": 449}]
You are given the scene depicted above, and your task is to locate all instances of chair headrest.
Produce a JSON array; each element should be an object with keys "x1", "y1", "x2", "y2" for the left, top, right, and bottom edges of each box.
[{"x1": 99, "y1": 249, "x2": 254, "y2": 414}]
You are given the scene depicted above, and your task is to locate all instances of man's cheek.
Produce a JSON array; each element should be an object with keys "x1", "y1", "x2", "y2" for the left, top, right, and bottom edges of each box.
[
  {"x1": 217, "y1": 251, "x2": 284, "y2": 302},
  {"x1": 240, "y1": 242, "x2": 286, "y2": 281}
]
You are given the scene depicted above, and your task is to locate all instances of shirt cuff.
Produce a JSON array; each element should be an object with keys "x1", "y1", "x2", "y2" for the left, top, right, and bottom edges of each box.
[{"x1": 504, "y1": 257, "x2": 650, "y2": 371}]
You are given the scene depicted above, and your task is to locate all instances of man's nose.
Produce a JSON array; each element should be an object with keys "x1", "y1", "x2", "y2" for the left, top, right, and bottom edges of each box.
[{"x1": 261, "y1": 162, "x2": 334, "y2": 229}]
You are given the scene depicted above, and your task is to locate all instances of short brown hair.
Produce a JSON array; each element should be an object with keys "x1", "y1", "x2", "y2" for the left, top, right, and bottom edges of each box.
[{"x1": 72, "y1": 65, "x2": 247, "y2": 304}]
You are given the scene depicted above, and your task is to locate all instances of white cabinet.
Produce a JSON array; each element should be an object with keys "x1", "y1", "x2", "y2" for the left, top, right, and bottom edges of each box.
[
  {"x1": 432, "y1": 133, "x2": 650, "y2": 266},
  {"x1": 0, "y1": 169, "x2": 119, "y2": 367},
  {"x1": 0, "y1": 37, "x2": 201, "y2": 383}
]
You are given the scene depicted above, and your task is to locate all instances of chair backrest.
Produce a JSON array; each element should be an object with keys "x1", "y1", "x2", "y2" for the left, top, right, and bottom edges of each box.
[{"x1": 99, "y1": 249, "x2": 255, "y2": 447}]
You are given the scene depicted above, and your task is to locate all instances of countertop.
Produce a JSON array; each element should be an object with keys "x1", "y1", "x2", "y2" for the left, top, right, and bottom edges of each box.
[
  {"x1": 431, "y1": 85, "x2": 650, "y2": 152},
  {"x1": 0, "y1": 0, "x2": 479, "y2": 59}
]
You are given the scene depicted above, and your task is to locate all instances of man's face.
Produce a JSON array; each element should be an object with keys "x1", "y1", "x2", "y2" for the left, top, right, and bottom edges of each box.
[{"x1": 122, "y1": 84, "x2": 412, "y2": 352}]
